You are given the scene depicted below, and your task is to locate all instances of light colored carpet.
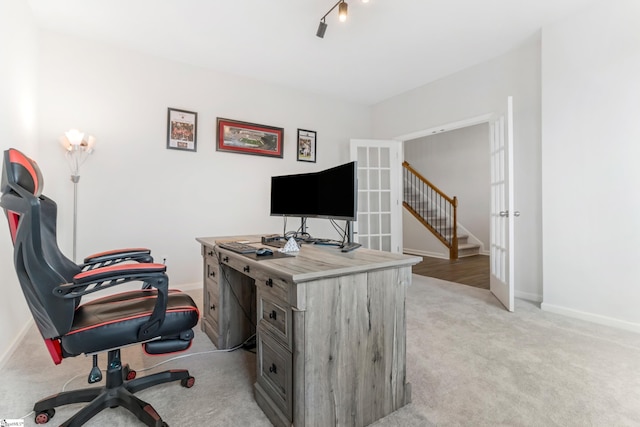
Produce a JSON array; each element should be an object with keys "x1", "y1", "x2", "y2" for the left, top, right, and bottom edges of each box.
[{"x1": 1, "y1": 275, "x2": 639, "y2": 426}]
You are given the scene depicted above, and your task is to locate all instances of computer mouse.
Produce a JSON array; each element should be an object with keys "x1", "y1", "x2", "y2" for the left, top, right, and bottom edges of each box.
[{"x1": 256, "y1": 248, "x2": 273, "y2": 256}]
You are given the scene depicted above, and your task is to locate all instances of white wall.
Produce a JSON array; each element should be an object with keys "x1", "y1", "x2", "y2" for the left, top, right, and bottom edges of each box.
[
  {"x1": 35, "y1": 31, "x2": 370, "y2": 289},
  {"x1": 541, "y1": 0, "x2": 640, "y2": 331},
  {"x1": 0, "y1": 0, "x2": 38, "y2": 366},
  {"x1": 372, "y1": 35, "x2": 542, "y2": 302},
  {"x1": 404, "y1": 123, "x2": 490, "y2": 257},
  {"x1": 0, "y1": 28, "x2": 370, "y2": 362}
]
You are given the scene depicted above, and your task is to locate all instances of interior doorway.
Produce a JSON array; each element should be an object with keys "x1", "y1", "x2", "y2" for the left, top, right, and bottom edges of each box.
[{"x1": 396, "y1": 114, "x2": 493, "y2": 290}]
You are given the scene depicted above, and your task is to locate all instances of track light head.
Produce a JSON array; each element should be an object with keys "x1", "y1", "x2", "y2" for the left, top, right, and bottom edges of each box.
[
  {"x1": 316, "y1": 20, "x2": 328, "y2": 38},
  {"x1": 316, "y1": 0, "x2": 355, "y2": 38},
  {"x1": 338, "y1": 2, "x2": 348, "y2": 22}
]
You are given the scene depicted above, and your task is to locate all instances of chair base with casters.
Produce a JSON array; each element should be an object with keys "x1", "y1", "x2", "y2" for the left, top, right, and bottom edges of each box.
[{"x1": 33, "y1": 349, "x2": 195, "y2": 427}]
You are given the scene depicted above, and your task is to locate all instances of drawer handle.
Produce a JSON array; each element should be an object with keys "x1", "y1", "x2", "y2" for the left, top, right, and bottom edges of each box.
[
  {"x1": 269, "y1": 310, "x2": 277, "y2": 320},
  {"x1": 208, "y1": 270, "x2": 216, "y2": 278},
  {"x1": 243, "y1": 265, "x2": 250, "y2": 273},
  {"x1": 207, "y1": 250, "x2": 214, "y2": 257},
  {"x1": 223, "y1": 256, "x2": 229, "y2": 263},
  {"x1": 210, "y1": 303, "x2": 216, "y2": 311},
  {"x1": 265, "y1": 278, "x2": 273, "y2": 288},
  {"x1": 269, "y1": 364, "x2": 277, "y2": 374}
]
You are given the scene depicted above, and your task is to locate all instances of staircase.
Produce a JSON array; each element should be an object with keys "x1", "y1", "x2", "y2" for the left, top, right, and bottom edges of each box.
[
  {"x1": 407, "y1": 203, "x2": 481, "y2": 258},
  {"x1": 403, "y1": 161, "x2": 481, "y2": 259},
  {"x1": 456, "y1": 234, "x2": 481, "y2": 257}
]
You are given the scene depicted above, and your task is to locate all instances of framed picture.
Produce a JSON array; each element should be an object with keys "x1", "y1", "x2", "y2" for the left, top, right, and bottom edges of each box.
[
  {"x1": 167, "y1": 108, "x2": 197, "y2": 152},
  {"x1": 297, "y1": 129, "x2": 317, "y2": 163},
  {"x1": 216, "y1": 118, "x2": 284, "y2": 158}
]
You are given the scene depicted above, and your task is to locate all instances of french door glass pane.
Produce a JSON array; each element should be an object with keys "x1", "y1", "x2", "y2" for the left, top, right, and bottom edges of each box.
[
  {"x1": 370, "y1": 169, "x2": 380, "y2": 190},
  {"x1": 369, "y1": 148, "x2": 379, "y2": 167},
  {"x1": 381, "y1": 192, "x2": 391, "y2": 211},
  {"x1": 357, "y1": 147, "x2": 368, "y2": 166},
  {"x1": 382, "y1": 236, "x2": 391, "y2": 251},
  {"x1": 380, "y1": 148, "x2": 390, "y2": 168},
  {"x1": 358, "y1": 214, "x2": 369, "y2": 234},
  {"x1": 381, "y1": 214, "x2": 391, "y2": 234}
]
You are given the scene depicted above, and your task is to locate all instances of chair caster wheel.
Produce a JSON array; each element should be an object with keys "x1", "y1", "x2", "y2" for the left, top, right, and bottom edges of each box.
[
  {"x1": 124, "y1": 364, "x2": 137, "y2": 380},
  {"x1": 35, "y1": 408, "x2": 55, "y2": 424},
  {"x1": 181, "y1": 376, "x2": 195, "y2": 388},
  {"x1": 162, "y1": 423, "x2": 169, "y2": 427}
]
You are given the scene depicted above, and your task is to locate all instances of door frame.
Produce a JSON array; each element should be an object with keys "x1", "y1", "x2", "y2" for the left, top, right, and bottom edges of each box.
[{"x1": 392, "y1": 111, "x2": 513, "y2": 310}]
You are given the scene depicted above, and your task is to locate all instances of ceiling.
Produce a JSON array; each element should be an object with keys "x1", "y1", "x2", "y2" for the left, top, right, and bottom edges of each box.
[{"x1": 26, "y1": 0, "x2": 595, "y2": 106}]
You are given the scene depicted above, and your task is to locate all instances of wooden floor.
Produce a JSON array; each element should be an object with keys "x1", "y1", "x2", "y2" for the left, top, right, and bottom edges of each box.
[{"x1": 411, "y1": 254, "x2": 490, "y2": 289}]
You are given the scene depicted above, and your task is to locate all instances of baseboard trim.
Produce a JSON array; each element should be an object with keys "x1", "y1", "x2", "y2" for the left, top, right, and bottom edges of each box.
[
  {"x1": 541, "y1": 302, "x2": 640, "y2": 334},
  {"x1": 0, "y1": 317, "x2": 34, "y2": 370},
  {"x1": 515, "y1": 290, "x2": 542, "y2": 303},
  {"x1": 176, "y1": 281, "x2": 202, "y2": 292},
  {"x1": 403, "y1": 248, "x2": 448, "y2": 259}
]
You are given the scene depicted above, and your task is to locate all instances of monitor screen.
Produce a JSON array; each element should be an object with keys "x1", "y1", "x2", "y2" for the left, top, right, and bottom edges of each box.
[{"x1": 270, "y1": 161, "x2": 357, "y2": 221}]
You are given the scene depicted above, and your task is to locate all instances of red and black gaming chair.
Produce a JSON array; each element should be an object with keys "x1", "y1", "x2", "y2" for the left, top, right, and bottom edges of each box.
[{"x1": 0, "y1": 148, "x2": 200, "y2": 427}]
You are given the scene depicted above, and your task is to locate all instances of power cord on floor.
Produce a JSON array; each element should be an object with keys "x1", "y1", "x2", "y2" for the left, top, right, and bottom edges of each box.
[{"x1": 17, "y1": 333, "x2": 257, "y2": 421}]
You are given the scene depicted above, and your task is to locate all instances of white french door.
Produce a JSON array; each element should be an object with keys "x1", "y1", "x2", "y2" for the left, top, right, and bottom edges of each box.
[
  {"x1": 489, "y1": 96, "x2": 516, "y2": 311},
  {"x1": 349, "y1": 139, "x2": 403, "y2": 253}
]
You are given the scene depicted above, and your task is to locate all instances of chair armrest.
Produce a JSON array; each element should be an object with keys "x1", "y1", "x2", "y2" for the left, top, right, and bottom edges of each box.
[
  {"x1": 53, "y1": 263, "x2": 170, "y2": 341},
  {"x1": 81, "y1": 248, "x2": 153, "y2": 270},
  {"x1": 54, "y1": 263, "x2": 167, "y2": 298}
]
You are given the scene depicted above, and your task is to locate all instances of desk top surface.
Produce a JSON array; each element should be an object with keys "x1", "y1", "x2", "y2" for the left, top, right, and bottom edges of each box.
[{"x1": 196, "y1": 235, "x2": 422, "y2": 283}]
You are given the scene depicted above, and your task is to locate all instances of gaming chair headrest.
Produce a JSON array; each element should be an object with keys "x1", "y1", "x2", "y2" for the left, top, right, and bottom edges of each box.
[{"x1": 1, "y1": 149, "x2": 44, "y2": 197}]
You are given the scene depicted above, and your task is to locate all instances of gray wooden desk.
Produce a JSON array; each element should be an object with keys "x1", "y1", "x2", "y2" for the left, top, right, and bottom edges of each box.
[{"x1": 196, "y1": 235, "x2": 421, "y2": 427}]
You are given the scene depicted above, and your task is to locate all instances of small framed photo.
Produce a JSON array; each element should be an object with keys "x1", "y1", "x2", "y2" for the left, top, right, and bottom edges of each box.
[
  {"x1": 216, "y1": 118, "x2": 284, "y2": 158},
  {"x1": 297, "y1": 129, "x2": 316, "y2": 163},
  {"x1": 167, "y1": 108, "x2": 197, "y2": 152}
]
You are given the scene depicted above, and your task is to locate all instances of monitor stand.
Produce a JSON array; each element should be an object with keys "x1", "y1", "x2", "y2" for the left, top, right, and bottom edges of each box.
[
  {"x1": 340, "y1": 242, "x2": 361, "y2": 252},
  {"x1": 340, "y1": 221, "x2": 361, "y2": 252}
]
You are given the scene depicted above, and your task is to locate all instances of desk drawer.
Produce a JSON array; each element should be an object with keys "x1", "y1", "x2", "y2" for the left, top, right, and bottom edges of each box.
[
  {"x1": 258, "y1": 292, "x2": 292, "y2": 350},
  {"x1": 205, "y1": 258, "x2": 219, "y2": 282},
  {"x1": 257, "y1": 330, "x2": 292, "y2": 420},
  {"x1": 201, "y1": 277, "x2": 219, "y2": 345},
  {"x1": 203, "y1": 282, "x2": 219, "y2": 327},
  {"x1": 218, "y1": 252, "x2": 255, "y2": 279},
  {"x1": 253, "y1": 269, "x2": 292, "y2": 305}
]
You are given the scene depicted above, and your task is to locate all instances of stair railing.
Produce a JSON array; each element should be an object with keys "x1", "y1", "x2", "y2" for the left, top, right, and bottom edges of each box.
[{"x1": 403, "y1": 161, "x2": 458, "y2": 260}]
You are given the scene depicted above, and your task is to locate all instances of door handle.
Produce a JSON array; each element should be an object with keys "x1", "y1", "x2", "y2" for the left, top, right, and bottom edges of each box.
[
  {"x1": 514, "y1": 211, "x2": 521, "y2": 217},
  {"x1": 499, "y1": 211, "x2": 508, "y2": 217}
]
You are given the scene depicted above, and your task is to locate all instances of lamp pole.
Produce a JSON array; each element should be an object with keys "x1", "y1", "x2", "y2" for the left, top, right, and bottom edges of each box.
[
  {"x1": 61, "y1": 130, "x2": 95, "y2": 262},
  {"x1": 70, "y1": 170, "x2": 80, "y2": 262}
]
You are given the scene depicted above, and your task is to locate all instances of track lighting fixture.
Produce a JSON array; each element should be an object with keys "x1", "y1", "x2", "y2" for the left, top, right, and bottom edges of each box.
[
  {"x1": 338, "y1": 2, "x2": 348, "y2": 22},
  {"x1": 316, "y1": 0, "x2": 354, "y2": 38},
  {"x1": 316, "y1": 19, "x2": 328, "y2": 38}
]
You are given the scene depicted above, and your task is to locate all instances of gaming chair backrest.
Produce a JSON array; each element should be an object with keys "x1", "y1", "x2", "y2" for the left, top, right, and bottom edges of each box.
[{"x1": 0, "y1": 149, "x2": 80, "y2": 339}]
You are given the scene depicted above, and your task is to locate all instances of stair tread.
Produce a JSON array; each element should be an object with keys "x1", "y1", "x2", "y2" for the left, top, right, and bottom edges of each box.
[{"x1": 458, "y1": 243, "x2": 480, "y2": 249}]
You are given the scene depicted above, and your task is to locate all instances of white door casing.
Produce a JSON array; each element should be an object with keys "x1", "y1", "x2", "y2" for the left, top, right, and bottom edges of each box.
[
  {"x1": 350, "y1": 139, "x2": 403, "y2": 253},
  {"x1": 489, "y1": 96, "x2": 516, "y2": 311}
]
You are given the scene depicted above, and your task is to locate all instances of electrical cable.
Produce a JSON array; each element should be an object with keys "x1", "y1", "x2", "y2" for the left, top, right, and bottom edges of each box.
[
  {"x1": 329, "y1": 219, "x2": 348, "y2": 245},
  {"x1": 214, "y1": 247, "x2": 256, "y2": 328},
  {"x1": 17, "y1": 333, "x2": 257, "y2": 421},
  {"x1": 19, "y1": 245, "x2": 262, "y2": 422}
]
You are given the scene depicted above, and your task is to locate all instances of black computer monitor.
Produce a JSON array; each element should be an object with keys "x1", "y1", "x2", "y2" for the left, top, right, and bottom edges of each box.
[{"x1": 270, "y1": 161, "x2": 357, "y2": 221}]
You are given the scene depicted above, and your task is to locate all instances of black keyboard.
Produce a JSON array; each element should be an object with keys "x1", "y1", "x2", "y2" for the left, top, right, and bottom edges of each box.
[{"x1": 217, "y1": 241, "x2": 257, "y2": 254}]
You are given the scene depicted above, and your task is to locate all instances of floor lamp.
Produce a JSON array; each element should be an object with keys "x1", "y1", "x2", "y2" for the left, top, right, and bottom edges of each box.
[{"x1": 60, "y1": 129, "x2": 96, "y2": 262}]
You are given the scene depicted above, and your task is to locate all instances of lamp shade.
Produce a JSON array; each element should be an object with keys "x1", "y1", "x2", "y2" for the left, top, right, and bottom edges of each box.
[{"x1": 65, "y1": 129, "x2": 85, "y2": 146}]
